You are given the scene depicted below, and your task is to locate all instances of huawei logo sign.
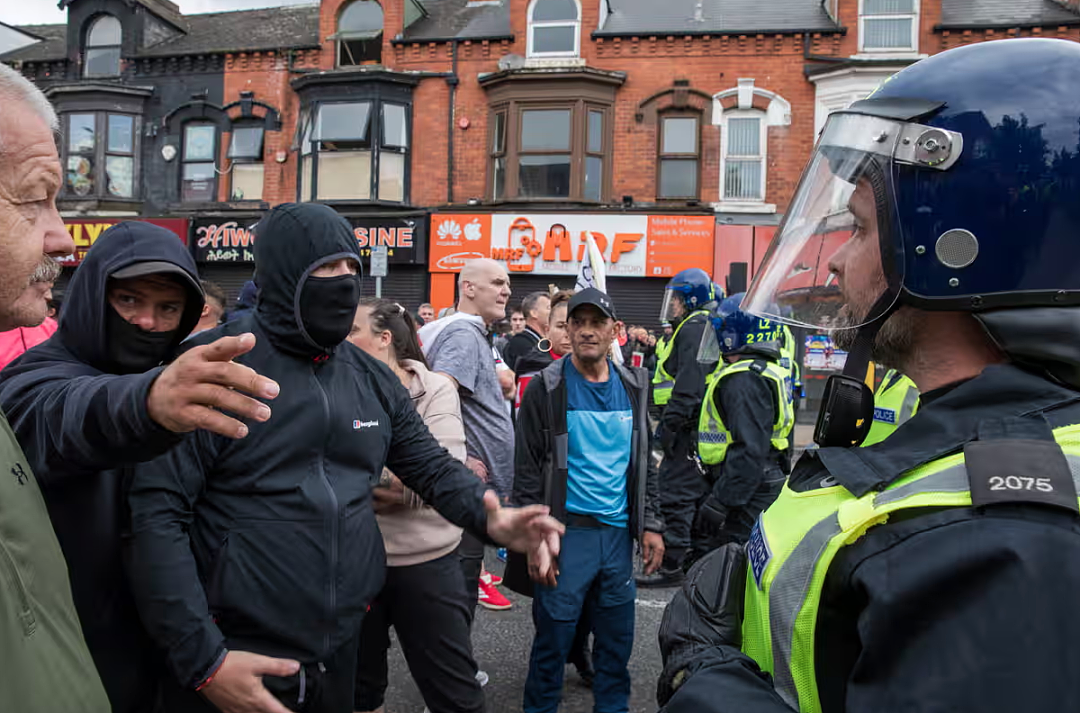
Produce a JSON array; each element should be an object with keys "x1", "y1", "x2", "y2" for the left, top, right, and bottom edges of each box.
[{"x1": 437, "y1": 219, "x2": 463, "y2": 241}]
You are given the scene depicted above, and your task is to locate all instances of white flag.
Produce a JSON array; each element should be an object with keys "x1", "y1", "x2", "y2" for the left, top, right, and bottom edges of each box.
[
  {"x1": 574, "y1": 232, "x2": 605, "y2": 293},
  {"x1": 574, "y1": 233, "x2": 623, "y2": 364}
]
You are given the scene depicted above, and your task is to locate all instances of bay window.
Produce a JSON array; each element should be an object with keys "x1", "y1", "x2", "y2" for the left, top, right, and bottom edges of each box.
[
  {"x1": 297, "y1": 100, "x2": 410, "y2": 203},
  {"x1": 63, "y1": 111, "x2": 137, "y2": 199},
  {"x1": 488, "y1": 100, "x2": 611, "y2": 202}
]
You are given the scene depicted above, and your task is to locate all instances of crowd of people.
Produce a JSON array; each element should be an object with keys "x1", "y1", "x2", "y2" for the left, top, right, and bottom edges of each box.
[{"x1": 5, "y1": 36, "x2": 1080, "y2": 713}]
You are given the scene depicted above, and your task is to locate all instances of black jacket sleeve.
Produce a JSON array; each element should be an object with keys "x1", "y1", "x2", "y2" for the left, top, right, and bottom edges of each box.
[
  {"x1": 712, "y1": 371, "x2": 777, "y2": 507},
  {"x1": 512, "y1": 374, "x2": 550, "y2": 508},
  {"x1": 126, "y1": 432, "x2": 226, "y2": 689},
  {"x1": 660, "y1": 318, "x2": 714, "y2": 436},
  {"x1": 0, "y1": 350, "x2": 182, "y2": 483},
  {"x1": 658, "y1": 544, "x2": 792, "y2": 712},
  {"x1": 636, "y1": 370, "x2": 664, "y2": 534},
  {"x1": 661, "y1": 647, "x2": 794, "y2": 713},
  {"x1": 380, "y1": 376, "x2": 493, "y2": 542}
]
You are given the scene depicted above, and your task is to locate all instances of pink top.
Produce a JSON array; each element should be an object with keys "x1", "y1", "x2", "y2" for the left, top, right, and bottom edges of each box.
[{"x1": 0, "y1": 318, "x2": 58, "y2": 371}]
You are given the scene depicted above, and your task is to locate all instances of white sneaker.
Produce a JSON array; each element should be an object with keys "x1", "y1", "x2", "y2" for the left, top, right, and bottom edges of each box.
[{"x1": 475, "y1": 670, "x2": 489, "y2": 687}]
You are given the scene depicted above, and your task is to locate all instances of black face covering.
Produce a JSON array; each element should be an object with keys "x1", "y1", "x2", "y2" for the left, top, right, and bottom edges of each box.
[
  {"x1": 299, "y1": 273, "x2": 361, "y2": 349},
  {"x1": 105, "y1": 307, "x2": 177, "y2": 374}
]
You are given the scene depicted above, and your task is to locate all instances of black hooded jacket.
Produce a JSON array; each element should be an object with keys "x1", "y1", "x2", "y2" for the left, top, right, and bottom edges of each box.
[
  {"x1": 0, "y1": 221, "x2": 205, "y2": 712},
  {"x1": 127, "y1": 203, "x2": 494, "y2": 690}
]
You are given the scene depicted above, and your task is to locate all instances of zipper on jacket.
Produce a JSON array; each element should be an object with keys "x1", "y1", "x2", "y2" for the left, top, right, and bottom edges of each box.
[
  {"x1": 313, "y1": 366, "x2": 338, "y2": 657},
  {"x1": 0, "y1": 538, "x2": 36, "y2": 636}
]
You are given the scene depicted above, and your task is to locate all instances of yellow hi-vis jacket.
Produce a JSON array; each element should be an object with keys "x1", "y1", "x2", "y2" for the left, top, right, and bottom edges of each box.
[
  {"x1": 652, "y1": 310, "x2": 710, "y2": 406},
  {"x1": 863, "y1": 369, "x2": 920, "y2": 446},
  {"x1": 697, "y1": 358, "x2": 794, "y2": 466},
  {"x1": 740, "y1": 423, "x2": 1080, "y2": 712}
]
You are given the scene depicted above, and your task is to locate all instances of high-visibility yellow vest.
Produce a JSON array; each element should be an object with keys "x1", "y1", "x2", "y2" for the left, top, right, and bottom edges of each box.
[
  {"x1": 652, "y1": 310, "x2": 710, "y2": 406},
  {"x1": 741, "y1": 423, "x2": 1080, "y2": 712},
  {"x1": 777, "y1": 326, "x2": 798, "y2": 406},
  {"x1": 697, "y1": 358, "x2": 795, "y2": 465},
  {"x1": 863, "y1": 369, "x2": 920, "y2": 446}
]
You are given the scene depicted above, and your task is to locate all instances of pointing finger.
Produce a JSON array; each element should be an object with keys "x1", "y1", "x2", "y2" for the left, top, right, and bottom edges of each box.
[{"x1": 200, "y1": 333, "x2": 258, "y2": 363}]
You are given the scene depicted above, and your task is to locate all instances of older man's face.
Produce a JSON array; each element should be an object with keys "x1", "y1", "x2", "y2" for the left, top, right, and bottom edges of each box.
[{"x1": 0, "y1": 103, "x2": 72, "y2": 331}]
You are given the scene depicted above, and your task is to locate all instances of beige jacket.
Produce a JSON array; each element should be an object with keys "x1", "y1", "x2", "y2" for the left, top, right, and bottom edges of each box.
[{"x1": 378, "y1": 359, "x2": 467, "y2": 567}]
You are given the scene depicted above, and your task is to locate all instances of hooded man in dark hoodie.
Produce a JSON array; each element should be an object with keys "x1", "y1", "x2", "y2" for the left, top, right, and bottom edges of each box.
[
  {"x1": 0, "y1": 221, "x2": 285, "y2": 713},
  {"x1": 127, "y1": 203, "x2": 563, "y2": 713}
]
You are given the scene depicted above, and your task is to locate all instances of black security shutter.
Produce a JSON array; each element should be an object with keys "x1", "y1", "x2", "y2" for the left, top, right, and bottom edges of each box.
[
  {"x1": 361, "y1": 265, "x2": 428, "y2": 312},
  {"x1": 606, "y1": 277, "x2": 669, "y2": 331},
  {"x1": 197, "y1": 264, "x2": 256, "y2": 306}
]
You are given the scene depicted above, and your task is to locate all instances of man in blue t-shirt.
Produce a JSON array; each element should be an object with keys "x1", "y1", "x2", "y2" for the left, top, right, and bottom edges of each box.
[{"x1": 513, "y1": 288, "x2": 665, "y2": 713}]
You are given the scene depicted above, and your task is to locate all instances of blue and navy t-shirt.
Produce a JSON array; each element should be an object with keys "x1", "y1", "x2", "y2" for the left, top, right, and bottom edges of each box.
[{"x1": 564, "y1": 358, "x2": 632, "y2": 527}]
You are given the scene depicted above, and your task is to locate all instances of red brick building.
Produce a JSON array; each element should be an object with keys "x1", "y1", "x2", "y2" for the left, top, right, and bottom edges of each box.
[{"x1": 5, "y1": 0, "x2": 1079, "y2": 325}]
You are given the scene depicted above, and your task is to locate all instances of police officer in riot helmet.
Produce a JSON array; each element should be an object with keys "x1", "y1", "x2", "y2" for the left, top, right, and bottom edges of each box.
[
  {"x1": 657, "y1": 38, "x2": 1080, "y2": 712},
  {"x1": 638, "y1": 268, "x2": 720, "y2": 587},
  {"x1": 691, "y1": 295, "x2": 793, "y2": 563}
]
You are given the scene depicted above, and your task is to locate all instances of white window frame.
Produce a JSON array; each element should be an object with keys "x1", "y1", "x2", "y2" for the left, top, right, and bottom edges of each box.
[
  {"x1": 720, "y1": 109, "x2": 767, "y2": 205},
  {"x1": 858, "y1": 0, "x2": 919, "y2": 54},
  {"x1": 527, "y1": 0, "x2": 581, "y2": 59}
]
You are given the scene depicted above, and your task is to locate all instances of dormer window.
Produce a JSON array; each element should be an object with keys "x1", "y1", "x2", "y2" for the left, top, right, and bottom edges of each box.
[
  {"x1": 859, "y1": 0, "x2": 919, "y2": 53},
  {"x1": 336, "y1": 0, "x2": 384, "y2": 67},
  {"x1": 528, "y1": 0, "x2": 580, "y2": 58},
  {"x1": 84, "y1": 15, "x2": 122, "y2": 78}
]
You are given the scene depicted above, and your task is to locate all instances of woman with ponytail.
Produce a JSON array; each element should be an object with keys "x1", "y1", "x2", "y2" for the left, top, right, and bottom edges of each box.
[{"x1": 348, "y1": 298, "x2": 484, "y2": 713}]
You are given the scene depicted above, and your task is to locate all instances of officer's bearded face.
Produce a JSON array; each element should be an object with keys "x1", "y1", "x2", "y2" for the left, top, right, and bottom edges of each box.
[{"x1": 830, "y1": 178, "x2": 915, "y2": 369}]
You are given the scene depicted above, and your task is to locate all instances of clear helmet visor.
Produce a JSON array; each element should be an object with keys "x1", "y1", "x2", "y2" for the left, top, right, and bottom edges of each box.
[
  {"x1": 659, "y1": 290, "x2": 685, "y2": 324},
  {"x1": 742, "y1": 113, "x2": 916, "y2": 331},
  {"x1": 697, "y1": 324, "x2": 720, "y2": 364}
]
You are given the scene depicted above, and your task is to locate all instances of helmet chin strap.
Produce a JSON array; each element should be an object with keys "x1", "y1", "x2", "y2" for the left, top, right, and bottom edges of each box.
[{"x1": 813, "y1": 291, "x2": 898, "y2": 448}]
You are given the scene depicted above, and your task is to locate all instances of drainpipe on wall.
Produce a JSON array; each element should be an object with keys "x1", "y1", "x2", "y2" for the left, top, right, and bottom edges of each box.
[{"x1": 446, "y1": 39, "x2": 461, "y2": 204}]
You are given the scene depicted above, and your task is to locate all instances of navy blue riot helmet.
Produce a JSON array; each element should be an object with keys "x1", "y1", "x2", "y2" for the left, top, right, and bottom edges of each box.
[
  {"x1": 742, "y1": 39, "x2": 1080, "y2": 444},
  {"x1": 660, "y1": 268, "x2": 719, "y2": 323},
  {"x1": 698, "y1": 293, "x2": 781, "y2": 363},
  {"x1": 717, "y1": 293, "x2": 780, "y2": 354},
  {"x1": 744, "y1": 38, "x2": 1080, "y2": 331}
]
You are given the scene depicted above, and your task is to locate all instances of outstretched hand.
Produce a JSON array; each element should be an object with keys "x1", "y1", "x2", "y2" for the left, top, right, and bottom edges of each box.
[
  {"x1": 484, "y1": 491, "x2": 564, "y2": 586},
  {"x1": 148, "y1": 333, "x2": 279, "y2": 439}
]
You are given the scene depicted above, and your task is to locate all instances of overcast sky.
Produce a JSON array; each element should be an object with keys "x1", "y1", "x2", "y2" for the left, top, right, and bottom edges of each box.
[{"x1": 2, "y1": 0, "x2": 316, "y2": 26}]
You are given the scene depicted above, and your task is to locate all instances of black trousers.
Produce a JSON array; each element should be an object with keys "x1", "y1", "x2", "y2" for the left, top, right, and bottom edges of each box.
[
  {"x1": 355, "y1": 552, "x2": 484, "y2": 713},
  {"x1": 159, "y1": 635, "x2": 360, "y2": 713},
  {"x1": 658, "y1": 435, "x2": 710, "y2": 569},
  {"x1": 458, "y1": 531, "x2": 485, "y2": 620}
]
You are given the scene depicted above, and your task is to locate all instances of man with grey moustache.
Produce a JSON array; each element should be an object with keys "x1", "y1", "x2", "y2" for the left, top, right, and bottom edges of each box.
[{"x1": 0, "y1": 63, "x2": 286, "y2": 713}]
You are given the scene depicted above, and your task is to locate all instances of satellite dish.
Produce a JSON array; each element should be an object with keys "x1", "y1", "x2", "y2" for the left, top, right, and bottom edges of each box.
[{"x1": 498, "y1": 53, "x2": 526, "y2": 71}]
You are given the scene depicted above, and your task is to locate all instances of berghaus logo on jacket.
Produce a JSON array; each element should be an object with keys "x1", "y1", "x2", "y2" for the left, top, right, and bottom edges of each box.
[{"x1": 353, "y1": 420, "x2": 379, "y2": 429}]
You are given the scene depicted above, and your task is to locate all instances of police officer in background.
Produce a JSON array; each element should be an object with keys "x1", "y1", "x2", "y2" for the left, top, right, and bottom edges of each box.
[
  {"x1": 658, "y1": 38, "x2": 1080, "y2": 712},
  {"x1": 863, "y1": 368, "x2": 919, "y2": 446},
  {"x1": 692, "y1": 295, "x2": 792, "y2": 562},
  {"x1": 638, "y1": 269, "x2": 719, "y2": 587}
]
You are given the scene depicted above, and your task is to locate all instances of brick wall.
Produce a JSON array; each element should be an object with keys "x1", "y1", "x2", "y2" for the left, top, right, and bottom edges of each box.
[
  {"x1": 210, "y1": 0, "x2": 1080, "y2": 222},
  {"x1": 222, "y1": 51, "x2": 300, "y2": 204}
]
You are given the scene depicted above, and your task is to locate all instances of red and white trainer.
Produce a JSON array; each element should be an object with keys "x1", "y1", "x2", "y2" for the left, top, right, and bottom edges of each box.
[{"x1": 478, "y1": 578, "x2": 512, "y2": 610}]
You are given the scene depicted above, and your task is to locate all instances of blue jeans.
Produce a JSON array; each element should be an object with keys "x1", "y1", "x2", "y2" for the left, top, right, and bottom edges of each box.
[{"x1": 524, "y1": 525, "x2": 635, "y2": 713}]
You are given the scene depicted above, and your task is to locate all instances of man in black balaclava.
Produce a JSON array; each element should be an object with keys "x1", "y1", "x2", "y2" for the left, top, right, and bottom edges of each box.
[
  {"x1": 127, "y1": 203, "x2": 563, "y2": 713},
  {"x1": 0, "y1": 221, "x2": 283, "y2": 713}
]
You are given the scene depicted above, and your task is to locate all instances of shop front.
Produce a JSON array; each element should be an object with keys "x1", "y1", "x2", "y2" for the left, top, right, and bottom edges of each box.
[
  {"x1": 190, "y1": 213, "x2": 430, "y2": 308},
  {"x1": 428, "y1": 211, "x2": 715, "y2": 329},
  {"x1": 56, "y1": 217, "x2": 189, "y2": 294}
]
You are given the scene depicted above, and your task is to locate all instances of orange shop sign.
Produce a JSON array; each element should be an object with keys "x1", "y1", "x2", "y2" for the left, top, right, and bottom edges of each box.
[
  {"x1": 61, "y1": 218, "x2": 189, "y2": 266},
  {"x1": 429, "y1": 213, "x2": 714, "y2": 277}
]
